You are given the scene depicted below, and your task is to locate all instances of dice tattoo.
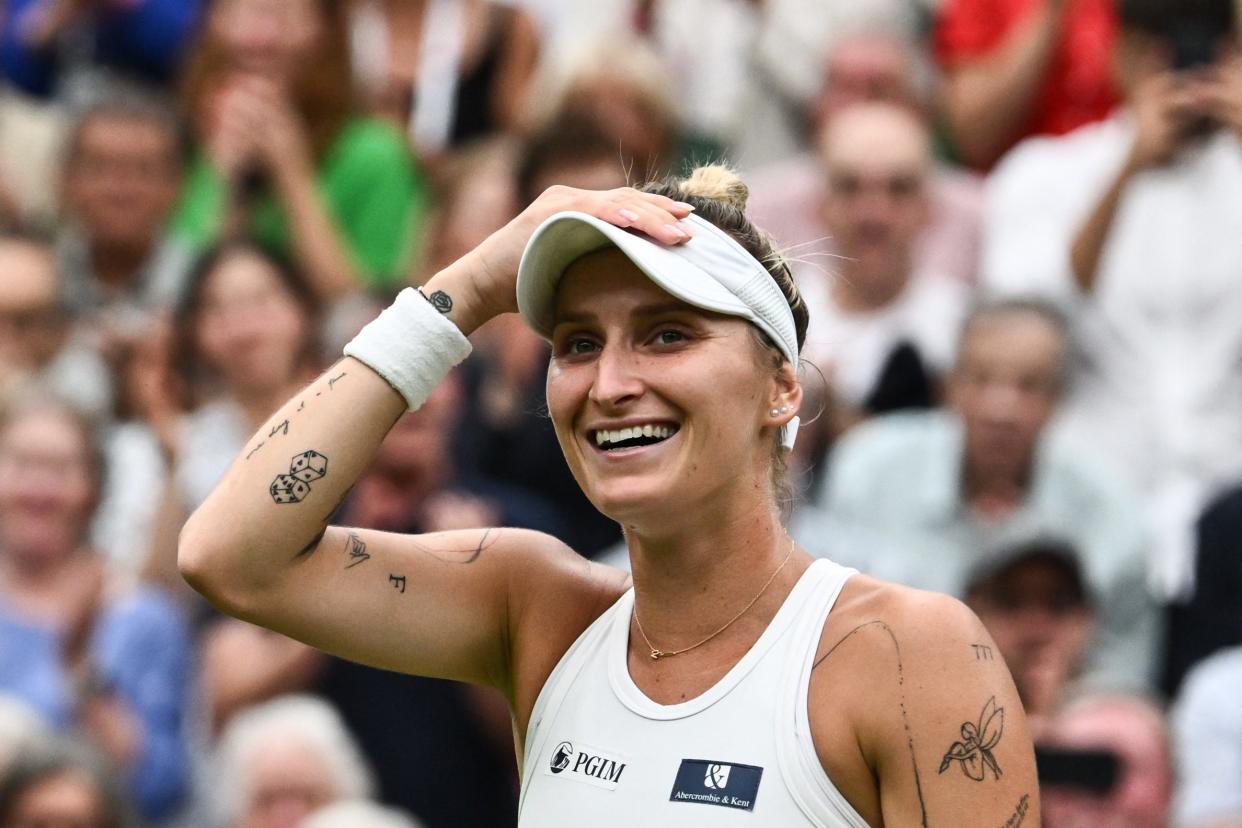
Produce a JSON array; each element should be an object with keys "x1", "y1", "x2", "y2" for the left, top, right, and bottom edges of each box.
[{"x1": 269, "y1": 450, "x2": 329, "y2": 505}]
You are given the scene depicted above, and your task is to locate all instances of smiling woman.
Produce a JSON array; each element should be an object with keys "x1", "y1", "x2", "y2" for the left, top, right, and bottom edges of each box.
[{"x1": 179, "y1": 168, "x2": 1039, "y2": 826}]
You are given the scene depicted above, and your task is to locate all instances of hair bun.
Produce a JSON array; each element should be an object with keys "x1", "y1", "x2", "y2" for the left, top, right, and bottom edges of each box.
[{"x1": 681, "y1": 164, "x2": 749, "y2": 211}]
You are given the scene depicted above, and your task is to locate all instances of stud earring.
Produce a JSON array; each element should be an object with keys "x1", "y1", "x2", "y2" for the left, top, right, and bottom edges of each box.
[{"x1": 771, "y1": 406, "x2": 790, "y2": 417}]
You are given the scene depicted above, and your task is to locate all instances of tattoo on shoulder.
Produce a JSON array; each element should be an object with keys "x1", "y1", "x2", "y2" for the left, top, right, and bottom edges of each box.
[
  {"x1": 269, "y1": 450, "x2": 329, "y2": 504},
  {"x1": 939, "y1": 696, "x2": 1005, "y2": 781},
  {"x1": 1000, "y1": 793, "x2": 1031, "y2": 828},
  {"x1": 814, "y1": 621, "x2": 928, "y2": 827},
  {"x1": 972, "y1": 643, "x2": 995, "y2": 661},
  {"x1": 389, "y1": 574, "x2": 407, "y2": 594},
  {"x1": 344, "y1": 532, "x2": 370, "y2": 569}
]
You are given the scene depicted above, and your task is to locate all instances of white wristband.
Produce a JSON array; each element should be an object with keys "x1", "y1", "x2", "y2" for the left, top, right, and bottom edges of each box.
[{"x1": 343, "y1": 288, "x2": 472, "y2": 410}]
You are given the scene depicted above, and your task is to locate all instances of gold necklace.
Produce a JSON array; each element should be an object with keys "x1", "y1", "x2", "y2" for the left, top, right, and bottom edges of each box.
[{"x1": 632, "y1": 537, "x2": 797, "y2": 660}]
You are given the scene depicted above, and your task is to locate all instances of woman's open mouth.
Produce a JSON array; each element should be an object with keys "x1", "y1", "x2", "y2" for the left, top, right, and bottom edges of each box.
[{"x1": 590, "y1": 423, "x2": 680, "y2": 453}]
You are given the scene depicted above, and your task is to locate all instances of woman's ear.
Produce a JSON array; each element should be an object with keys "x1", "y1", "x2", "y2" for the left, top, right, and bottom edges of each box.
[{"x1": 765, "y1": 361, "x2": 803, "y2": 428}]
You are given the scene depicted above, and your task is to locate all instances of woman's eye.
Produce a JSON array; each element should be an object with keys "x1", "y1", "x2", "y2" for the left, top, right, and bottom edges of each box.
[
  {"x1": 655, "y1": 329, "x2": 686, "y2": 345},
  {"x1": 566, "y1": 338, "x2": 598, "y2": 355}
]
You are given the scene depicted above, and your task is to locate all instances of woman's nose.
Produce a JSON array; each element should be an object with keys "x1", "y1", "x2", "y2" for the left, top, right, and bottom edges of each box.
[{"x1": 588, "y1": 344, "x2": 645, "y2": 409}]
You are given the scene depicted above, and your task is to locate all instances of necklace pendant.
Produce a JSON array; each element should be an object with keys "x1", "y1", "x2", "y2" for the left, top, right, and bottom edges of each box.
[{"x1": 650, "y1": 649, "x2": 665, "y2": 660}]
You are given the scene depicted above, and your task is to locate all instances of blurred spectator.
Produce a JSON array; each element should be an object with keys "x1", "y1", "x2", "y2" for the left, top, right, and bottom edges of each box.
[
  {"x1": 304, "y1": 800, "x2": 423, "y2": 828},
  {"x1": 1164, "y1": 484, "x2": 1242, "y2": 697},
  {"x1": 1040, "y1": 694, "x2": 1173, "y2": 828},
  {"x1": 798, "y1": 102, "x2": 969, "y2": 431},
  {"x1": 965, "y1": 537, "x2": 1096, "y2": 730},
  {"x1": 798, "y1": 300, "x2": 1156, "y2": 688},
  {"x1": 0, "y1": 393, "x2": 191, "y2": 821},
  {"x1": 0, "y1": 0, "x2": 205, "y2": 98},
  {"x1": 0, "y1": 739, "x2": 133, "y2": 828},
  {"x1": 935, "y1": 0, "x2": 1120, "y2": 168},
  {"x1": 0, "y1": 230, "x2": 111, "y2": 418},
  {"x1": 58, "y1": 89, "x2": 191, "y2": 336},
  {"x1": 530, "y1": 34, "x2": 684, "y2": 180},
  {"x1": 114, "y1": 242, "x2": 321, "y2": 596},
  {"x1": 747, "y1": 28, "x2": 985, "y2": 288},
  {"x1": 349, "y1": 0, "x2": 540, "y2": 159},
  {"x1": 315, "y1": 370, "x2": 566, "y2": 826},
  {"x1": 1172, "y1": 647, "x2": 1242, "y2": 828},
  {"x1": 213, "y1": 694, "x2": 374, "y2": 828},
  {"x1": 0, "y1": 88, "x2": 67, "y2": 226},
  {"x1": 173, "y1": 0, "x2": 427, "y2": 299},
  {"x1": 982, "y1": 0, "x2": 1242, "y2": 599}
]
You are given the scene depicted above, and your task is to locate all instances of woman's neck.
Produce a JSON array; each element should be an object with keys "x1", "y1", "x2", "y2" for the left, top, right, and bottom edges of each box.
[{"x1": 625, "y1": 494, "x2": 795, "y2": 651}]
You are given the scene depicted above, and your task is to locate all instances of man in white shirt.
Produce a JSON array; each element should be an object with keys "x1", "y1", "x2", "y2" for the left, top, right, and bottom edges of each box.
[
  {"x1": 982, "y1": 0, "x2": 1242, "y2": 598},
  {"x1": 796, "y1": 300, "x2": 1156, "y2": 690},
  {"x1": 801, "y1": 102, "x2": 970, "y2": 423}
]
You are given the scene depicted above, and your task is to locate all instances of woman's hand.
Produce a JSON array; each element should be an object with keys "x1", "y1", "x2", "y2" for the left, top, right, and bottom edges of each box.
[
  {"x1": 207, "y1": 76, "x2": 313, "y2": 188},
  {"x1": 423, "y1": 186, "x2": 696, "y2": 335}
]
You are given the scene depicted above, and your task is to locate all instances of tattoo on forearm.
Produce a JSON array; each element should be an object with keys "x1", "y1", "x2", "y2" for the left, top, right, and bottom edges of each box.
[
  {"x1": 345, "y1": 533, "x2": 370, "y2": 569},
  {"x1": 269, "y1": 450, "x2": 329, "y2": 504},
  {"x1": 972, "y1": 643, "x2": 995, "y2": 661},
  {"x1": 245, "y1": 441, "x2": 266, "y2": 461},
  {"x1": 939, "y1": 697, "x2": 1005, "y2": 781},
  {"x1": 269, "y1": 419, "x2": 290, "y2": 438},
  {"x1": 423, "y1": 289, "x2": 453, "y2": 314},
  {"x1": 999, "y1": 793, "x2": 1030, "y2": 828},
  {"x1": 328, "y1": 371, "x2": 347, "y2": 389},
  {"x1": 297, "y1": 400, "x2": 305, "y2": 412},
  {"x1": 389, "y1": 574, "x2": 407, "y2": 594},
  {"x1": 814, "y1": 621, "x2": 928, "y2": 827}
]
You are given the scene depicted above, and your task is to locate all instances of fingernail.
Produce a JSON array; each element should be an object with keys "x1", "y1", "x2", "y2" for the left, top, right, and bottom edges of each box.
[
  {"x1": 667, "y1": 224, "x2": 690, "y2": 241},
  {"x1": 674, "y1": 201, "x2": 696, "y2": 212},
  {"x1": 619, "y1": 209, "x2": 641, "y2": 223}
]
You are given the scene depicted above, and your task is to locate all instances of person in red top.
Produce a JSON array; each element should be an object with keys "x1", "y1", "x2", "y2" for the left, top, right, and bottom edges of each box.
[{"x1": 935, "y1": 0, "x2": 1120, "y2": 168}]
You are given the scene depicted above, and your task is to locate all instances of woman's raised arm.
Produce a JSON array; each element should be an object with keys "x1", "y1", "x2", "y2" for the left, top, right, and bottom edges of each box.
[{"x1": 178, "y1": 186, "x2": 695, "y2": 696}]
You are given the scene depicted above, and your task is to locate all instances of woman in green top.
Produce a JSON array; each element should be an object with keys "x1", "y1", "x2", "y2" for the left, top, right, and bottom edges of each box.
[{"x1": 174, "y1": 0, "x2": 427, "y2": 299}]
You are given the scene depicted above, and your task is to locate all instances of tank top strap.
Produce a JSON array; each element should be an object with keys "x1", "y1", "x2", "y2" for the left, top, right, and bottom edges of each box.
[{"x1": 776, "y1": 559, "x2": 873, "y2": 828}]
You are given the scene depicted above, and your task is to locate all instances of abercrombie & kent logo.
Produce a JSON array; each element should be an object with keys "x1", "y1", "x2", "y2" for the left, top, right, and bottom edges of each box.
[
  {"x1": 670, "y1": 758, "x2": 763, "y2": 812},
  {"x1": 544, "y1": 740, "x2": 628, "y2": 790}
]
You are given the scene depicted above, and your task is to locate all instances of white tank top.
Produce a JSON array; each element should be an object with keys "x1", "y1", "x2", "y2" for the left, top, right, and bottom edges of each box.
[{"x1": 519, "y1": 558, "x2": 871, "y2": 826}]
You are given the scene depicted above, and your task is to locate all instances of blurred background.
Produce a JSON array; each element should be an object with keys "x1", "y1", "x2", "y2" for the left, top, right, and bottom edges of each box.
[{"x1": 0, "y1": 0, "x2": 1239, "y2": 825}]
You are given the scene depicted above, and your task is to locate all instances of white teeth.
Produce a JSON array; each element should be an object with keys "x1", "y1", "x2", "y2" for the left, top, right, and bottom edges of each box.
[{"x1": 593, "y1": 424, "x2": 677, "y2": 447}]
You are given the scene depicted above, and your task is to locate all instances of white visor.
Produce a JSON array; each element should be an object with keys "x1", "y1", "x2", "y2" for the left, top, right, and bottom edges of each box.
[{"x1": 516, "y1": 211, "x2": 799, "y2": 368}]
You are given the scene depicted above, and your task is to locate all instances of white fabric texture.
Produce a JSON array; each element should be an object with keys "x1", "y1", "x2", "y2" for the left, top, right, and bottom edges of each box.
[
  {"x1": 1172, "y1": 647, "x2": 1242, "y2": 827},
  {"x1": 343, "y1": 288, "x2": 473, "y2": 411},
  {"x1": 982, "y1": 114, "x2": 1242, "y2": 598},
  {"x1": 519, "y1": 558, "x2": 864, "y2": 826}
]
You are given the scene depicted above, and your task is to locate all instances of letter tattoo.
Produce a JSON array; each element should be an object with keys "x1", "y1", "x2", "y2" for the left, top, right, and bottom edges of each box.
[
  {"x1": 269, "y1": 450, "x2": 329, "y2": 504},
  {"x1": 388, "y1": 574, "x2": 407, "y2": 594},
  {"x1": 939, "y1": 697, "x2": 1004, "y2": 781},
  {"x1": 245, "y1": 441, "x2": 266, "y2": 461},
  {"x1": 1000, "y1": 793, "x2": 1030, "y2": 827},
  {"x1": 344, "y1": 533, "x2": 370, "y2": 569},
  {"x1": 328, "y1": 371, "x2": 347, "y2": 389},
  {"x1": 269, "y1": 420, "x2": 290, "y2": 438},
  {"x1": 972, "y1": 644, "x2": 995, "y2": 661}
]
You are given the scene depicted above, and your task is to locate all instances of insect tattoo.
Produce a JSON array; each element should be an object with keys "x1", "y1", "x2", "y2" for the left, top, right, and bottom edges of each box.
[
  {"x1": 388, "y1": 574, "x2": 407, "y2": 594},
  {"x1": 344, "y1": 533, "x2": 370, "y2": 569},
  {"x1": 939, "y1": 696, "x2": 1004, "y2": 781},
  {"x1": 972, "y1": 644, "x2": 995, "y2": 661},
  {"x1": 269, "y1": 450, "x2": 329, "y2": 504}
]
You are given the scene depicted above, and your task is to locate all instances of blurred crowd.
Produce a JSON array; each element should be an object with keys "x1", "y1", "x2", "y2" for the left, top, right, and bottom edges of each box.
[{"x1": 0, "y1": 0, "x2": 1240, "y2": 825}]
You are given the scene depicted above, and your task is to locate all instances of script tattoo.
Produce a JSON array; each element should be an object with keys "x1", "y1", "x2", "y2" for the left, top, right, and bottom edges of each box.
[
  {"x1": 344, "y1": 533, "x2": 370, "y2": 569},
  {"x1": 1000, "y1": 793, "x2": 1030, "y2": 828},
  {"x1": 813, "y1": 621, "x2": 928, "y2": 827},
  {"x1": 413, "y1": 528, "x2": 499, "y2": 564},
  {"x1": 269, "y1": 419, "x2": 290, "y2": 438},
  {"x1": 972, "y1": 644, "x2": 995, "y2": 661},
  {"x1": 269, "y1": 450, "x2": 329, "y2": 504},
  {"x1": 245, "y1": 441, "x2": 266, "y2": 461},
  {"x1": 940, "y1": 696, "x2": 1005, "y2": 781},
  {"x1": 328, "y1": 371, "x2": 347, "y2": 389},
  {"x1": 388, "y1": 574, "x2": 407, "y2": 594}
]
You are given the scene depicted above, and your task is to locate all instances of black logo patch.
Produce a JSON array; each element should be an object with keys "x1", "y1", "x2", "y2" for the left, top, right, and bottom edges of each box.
[
  {"x1": 669, "y1": 759, "x2": 763, "y2": 812},
  {"x1": 550, "y1": 741, "x2": 573, "y2": 774}
]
